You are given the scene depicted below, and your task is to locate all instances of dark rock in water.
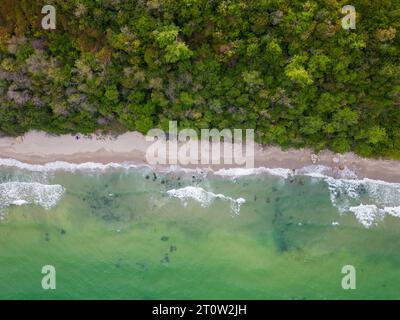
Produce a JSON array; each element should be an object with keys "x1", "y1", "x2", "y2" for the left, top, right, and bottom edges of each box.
[
  {"x1": 272, "y1": 187, "x2": 278, "y2": 192},
  {"x1": 44, "y1": 233, "x2": 50, "y2": 242},
  {"x1": 275, "y1": 230, "x2": 288, "y2": 252},
  {"x1": 266, "y1": 197, "x2": 271, "y2": 203},
  {"x1": 145, "y1": 175, "x2": 150, "y2": 180},
  {"x1": 84, "y1": 187, "x2": 130, "y2": 223},
  {"x1": 160, "y1": 254, "x2": 170, "y2": 265},
  {"x1": 272, "y1": 208, "x2": 289, "y2": 252},
  {"x1": 359, "y1": 185, "x2": 367, "y2": 195},
  {"x1": 102, "y1": 212, "x2": 120, "y2": 222},
  {"x1": 161, "y1": 236, "x2": 169, "y2": 242},
  {"x1": 135, "y1": 262, "x2": 148, "y2": 272},
  {"x1": 275, "y1": 197, "x2": 280, "y2": 202},
  {"x1": 152, "y1": 173, "x2": 157, "y2": 181},
  {"x1": 115, "y1": 258, "x2": 123, "y2": 268},
  {"x1": 254, "y1": 195, "x2": 257, "y2": 201},
  {"x1": 170, "y1": 245, "x2": 177, "y2": 252},
  {"x1": 272, "y1": 210, "x2": 281, "y2": 223},
  {"x1": 60, "y1": 229, "x2": 66, "y2": 235}
]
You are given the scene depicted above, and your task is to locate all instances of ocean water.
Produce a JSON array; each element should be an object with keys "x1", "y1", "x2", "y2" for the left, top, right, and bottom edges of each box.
[{"x1": 1, "y1": 161, "x2": 400, "y2": 299}]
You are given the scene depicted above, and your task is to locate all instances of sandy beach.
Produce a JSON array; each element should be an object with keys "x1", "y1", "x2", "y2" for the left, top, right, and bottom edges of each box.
[{"x1": 0, "y1": 130, "x2": 399, "y2": 182}]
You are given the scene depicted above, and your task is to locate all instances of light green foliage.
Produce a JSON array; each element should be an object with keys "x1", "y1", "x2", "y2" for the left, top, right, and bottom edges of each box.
[
  {"x1": 285, "y1": 55, "x2": 313, "y2": 87},
  {"x1": 164, "y1": 42, "x2": 193, "y2": 63}
]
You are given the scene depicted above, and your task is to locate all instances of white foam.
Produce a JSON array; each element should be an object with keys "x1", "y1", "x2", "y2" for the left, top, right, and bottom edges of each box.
[
  {"x1": 262, "y1": 165, "x2": 400, "y2": 228},
  {"x1": 214, "y1": 165, "x2": 359, "y2": 180},
  {"x1": 384, "y1": 206, "x2": 400, "y2": 218},
  {"x1": 348, "y1": 204, "x2": 383, "y2": 228},
  {"x1": 0, "y1": 158, "x2": 147, "y2": 172},
  {"x1": 215, "y1": 165, "x2": 400, "y2": 228},
  {"x1": 214, "y1": 167, "x2": 293, "y2": 179},
  {"x1": 0, "y1": 181, "x2": 65, "y2": 213},
  {"x1": 12, "y1": 199, "x2": 28, "y2": 206},
  {"x1": 347, "y1": 204, "x2": 400, "y2": 228},
  {"x1": 297, "y1": 165, "x2": 359, "y2": 179},
  {"x1": 166, "y1": 186, "x2": 245, "y2": 215}
]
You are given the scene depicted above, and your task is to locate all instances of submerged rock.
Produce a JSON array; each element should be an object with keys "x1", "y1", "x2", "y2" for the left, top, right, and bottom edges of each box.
[
  {"x1": 160, "y1": 254, "x2": 170, "y2": 265},
  {"x1": 272, "y1": 208, "x2": 289, "y2": 253},
  {"x1": 135, "y1": 262, "x2": 148, "y2": 272}
]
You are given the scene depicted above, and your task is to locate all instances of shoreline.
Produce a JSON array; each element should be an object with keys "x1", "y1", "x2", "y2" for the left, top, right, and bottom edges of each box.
[{"x1": 0, "y1": 130, "x2": 399, "y2": 182}]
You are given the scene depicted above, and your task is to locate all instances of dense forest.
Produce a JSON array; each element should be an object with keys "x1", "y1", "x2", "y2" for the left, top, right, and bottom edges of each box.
[{"x1": 0, "y1": 0, "x2": 399, "y2": 158}]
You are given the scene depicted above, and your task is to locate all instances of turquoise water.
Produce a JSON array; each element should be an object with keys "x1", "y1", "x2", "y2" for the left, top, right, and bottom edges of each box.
[{"x1": 0, "y1": 164, "x2": 400, "y2": 299}]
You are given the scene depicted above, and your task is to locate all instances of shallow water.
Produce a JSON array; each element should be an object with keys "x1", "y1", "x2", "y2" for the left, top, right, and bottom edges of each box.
[{"x1": 1, "y1": 164, "x2": 400, "y2": 299}]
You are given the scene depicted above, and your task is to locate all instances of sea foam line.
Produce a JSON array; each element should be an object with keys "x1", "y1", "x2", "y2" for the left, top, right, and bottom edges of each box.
[
  {"x1": 0, "y1": 158, "x2": 148, "y2": 172},
  {"x1": 1, "y1": 158, "x2": 400, "y2": 227},
  {"x1": 166, "y1": 186, "x2": 245, "y2": 215}
]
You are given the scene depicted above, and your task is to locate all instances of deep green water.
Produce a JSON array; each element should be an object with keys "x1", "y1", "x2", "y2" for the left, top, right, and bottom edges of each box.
[{"x1": 1, "y1": 165, "x2": 400, "y2": 299}]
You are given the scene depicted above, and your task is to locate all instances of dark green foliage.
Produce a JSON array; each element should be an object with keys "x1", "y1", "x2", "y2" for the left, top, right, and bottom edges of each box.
[{"x1": 0, "y1": 0, "x2": 399, "y2": 158}]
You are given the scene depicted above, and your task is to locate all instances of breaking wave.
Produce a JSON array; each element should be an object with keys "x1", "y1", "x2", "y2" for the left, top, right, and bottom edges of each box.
[
  {"x1": 166, "y1": 186, "x2": 245, "y2": 215},
  {"x1": 214, "y1": 165, "x2": 400, "y2": 228},
  {"x1": 0, "y1": 181, "x2": 65, "y2": 215},
  {"x1": 1, "y1": 158, "x2": 400, "y2": 227},
  {"x1": 214, "y1": 167, "x2": 293, "y2": 179},
  {"x1": 0, "y1": 158, "x2": 147, "y2": 172}
]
